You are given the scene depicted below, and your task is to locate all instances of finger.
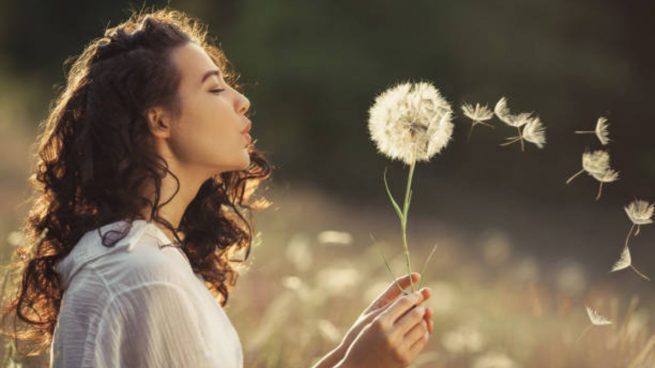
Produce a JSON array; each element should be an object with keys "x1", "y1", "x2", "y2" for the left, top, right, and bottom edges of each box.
[
  {"x1": 394, "y1": 304, "x2": 426, "y2": 335},
  {"x1": 407, "y1": 330, "x2": 429, "y2": 359},
  {"x1": 424, "y1": 308, "x2": 433, "y2": 334},
  {"x1": 403, "y1": 320, "x2": 429, "y2": 346},
  {"x1": 360, "y1": 303, "x2": 389, "y2": 324},
  {"x1": 380, "y1": 290, "x2": 425, "y2": 323},
  {"x1": 370, "y1": 272, "x2": 421, "y2": 308}
]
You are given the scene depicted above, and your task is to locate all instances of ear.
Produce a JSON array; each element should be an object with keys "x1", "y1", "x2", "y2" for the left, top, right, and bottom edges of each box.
[{"x1": 145, "y1": 106, "x2": 172, "y2": 139}]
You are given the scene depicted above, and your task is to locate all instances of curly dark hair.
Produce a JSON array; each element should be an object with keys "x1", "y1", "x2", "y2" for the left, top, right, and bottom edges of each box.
[{"x1": 0, "y1": 6, "x2": 272, "y2": 358}]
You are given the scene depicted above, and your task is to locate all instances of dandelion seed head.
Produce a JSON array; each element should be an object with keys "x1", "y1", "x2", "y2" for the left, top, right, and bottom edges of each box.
[
  {"x1": 522, "y1": 115, "x2": 547, "y2": 148},
  {"x1": 595, "y1": 117, "x2": 611, "y2": 146},
  {"x1": 581, "y1": 150, "x2": 611, "y2": 175},
  {"x1": 585, "y1": 306, "x2": 613, "y2": 326},
  {"x1": 368, "y1": 81, "x2": 454, "y2": 165},
  {"x1": 462, "y1": 102, "x2": 494, "y2": 122},
  {"x1": 625, "y1": 200, "x2": 654, "y2": 225}
]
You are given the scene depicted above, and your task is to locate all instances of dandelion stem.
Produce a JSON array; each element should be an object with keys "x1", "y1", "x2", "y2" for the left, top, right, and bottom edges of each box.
[
  {"x1": 624, "y1": 224, "x2": 636, "y2": 249},
  {"x1": 575, "y1": 324, "x2": 594, "y2": 343},
  {"x1": 630, "y1": 264, "x2": 651, "y2": 281},
  {"x1": 467, "y1": 124, "x2": 475, "y2": 142},
  {"x1": 566, "y1": 169, "x2": 584, "y2": 184},
  {"x1": 499, "y1": 137, "x2": 522, "y2": 147},
  {"x1": 517, "y1": 127, "x2": 525, "y2": 152},
  {"x1": 596, "y1": 182, "x2": 603, "y2": 200},
  {"x1": 401, "y1": 159, "x2": 417, "y2": 292}
]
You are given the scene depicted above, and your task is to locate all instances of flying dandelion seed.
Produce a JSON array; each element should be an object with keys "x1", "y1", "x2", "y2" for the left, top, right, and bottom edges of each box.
[
  {"x1": 521, "y1": 116, "x2": 546, "y2": 148},
  {"x1": 461, "y1": 102, "x2": 494, "y2": 141},
  {"x1": 623, "y1": 200, "x2": 654, "y2": 248},
  {"x1": 575, "y1": 117, "x2": 611, "y2": 146},
  {"x1": 590, "y1": 168, "x2": 619, "y2": 200},
  {"x1": 368, "y1": 80, "x2": 454, "y2": 292},
  {"x1": 586, "y1": 306, "x2": 613, "y2": 326},
  {"x1": 610, "y1": 245, "x2": 651, "y2": 281},
  {"x1": 565, "y1": 150, "x2": 618, "y2": 200},
  {"x1": 494, "y1": 97, "x2": 544, "y2": 151},
  {"x1": 577, "y1": 306, "x2": 613, "y2": 343},
  {"x1": 499, "y1": 114, "x2": 546, "y2": 151}
]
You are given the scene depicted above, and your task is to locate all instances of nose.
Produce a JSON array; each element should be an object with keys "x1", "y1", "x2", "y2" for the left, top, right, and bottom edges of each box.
[{"x1": 237, "y1": 93, "x2": 251, "y2": 116}]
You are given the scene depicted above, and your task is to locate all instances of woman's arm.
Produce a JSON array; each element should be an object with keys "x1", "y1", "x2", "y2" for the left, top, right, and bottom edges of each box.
[{"x1": 311, "y1": 342, "x2": 348, "y2": 368}]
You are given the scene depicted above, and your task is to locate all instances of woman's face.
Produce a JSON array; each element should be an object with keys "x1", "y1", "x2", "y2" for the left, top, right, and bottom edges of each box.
[{"x1": 163, "y1": 42, "x2": 252, "y2": 176}]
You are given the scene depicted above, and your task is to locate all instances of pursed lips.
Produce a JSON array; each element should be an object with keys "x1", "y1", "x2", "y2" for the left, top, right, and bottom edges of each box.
[{"x1": 241, "y1": 119, "x2": 252, "y2": 145}]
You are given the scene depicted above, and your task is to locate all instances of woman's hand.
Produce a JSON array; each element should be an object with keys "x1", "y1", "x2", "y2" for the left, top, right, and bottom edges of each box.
[
  {"x1": 311, "y1": 273, "x2": 433, "y2": 368},
  {"x1": 337, "y1": 287, "x2": 433, "y2": 368},
  {"x1": 339, "y1": 273, "x2": 433, "y2": 352}
]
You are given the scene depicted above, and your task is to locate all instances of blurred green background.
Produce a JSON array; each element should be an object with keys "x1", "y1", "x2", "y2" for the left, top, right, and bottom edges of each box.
[{"x1": 2, "y1": 0, "x2": 655, "y2": 366}]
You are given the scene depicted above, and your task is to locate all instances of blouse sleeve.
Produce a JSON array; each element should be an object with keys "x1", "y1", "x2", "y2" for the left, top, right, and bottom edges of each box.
[{"x1": 94, "y1": 281, "x2": 216, "y2": 368}]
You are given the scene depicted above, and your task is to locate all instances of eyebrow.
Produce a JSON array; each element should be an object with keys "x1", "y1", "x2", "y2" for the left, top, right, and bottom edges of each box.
[{"x1": 201, "y1": 69, "x2": 221, "y2": 84}]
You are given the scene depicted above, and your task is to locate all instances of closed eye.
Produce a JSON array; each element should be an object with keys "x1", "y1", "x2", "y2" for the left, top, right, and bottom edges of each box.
[{"x1": 210, "y1": 88, "x2": 225, "y2": 94}]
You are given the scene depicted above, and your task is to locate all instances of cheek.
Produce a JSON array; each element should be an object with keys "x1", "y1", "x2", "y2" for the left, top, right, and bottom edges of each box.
[{"x1": 170, "y1": 112, "x2": 241, "y2": 166}]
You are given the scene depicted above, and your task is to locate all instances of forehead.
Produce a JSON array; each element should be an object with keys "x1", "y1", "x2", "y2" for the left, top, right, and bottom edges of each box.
[{"x1": 170, "y1": 42, "x2": 220, "y2": 85}]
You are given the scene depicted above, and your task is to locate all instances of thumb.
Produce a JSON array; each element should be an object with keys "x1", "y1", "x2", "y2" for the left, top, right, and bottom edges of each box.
[{"x1": 370, "y1": 272, "x2": 421, "y2": 309}]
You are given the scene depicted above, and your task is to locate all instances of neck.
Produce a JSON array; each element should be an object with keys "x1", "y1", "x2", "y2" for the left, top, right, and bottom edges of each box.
[{"x1": 139, "y1": 158, "x2": 216, "y2": 242}]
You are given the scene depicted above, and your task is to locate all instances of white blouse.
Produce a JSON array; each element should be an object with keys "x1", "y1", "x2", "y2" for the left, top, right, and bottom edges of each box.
[{"x1": 50, "y1": 219, "x2": 243, "y2": 368}]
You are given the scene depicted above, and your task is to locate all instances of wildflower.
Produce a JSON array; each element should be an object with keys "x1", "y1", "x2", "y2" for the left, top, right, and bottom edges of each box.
[
  {"x1": 575, "y1": 117, "x2": 611, "y2": 145},
  {"x1": 623, "y1": 199, "x2": 654, "y2": 249},
  {"x1": 442, "y1": 324, "x2": 485, "y2": 354},
  {"x1": 368, "y1": 81, "x2": 454, "y2": 291},
  {"x1": 368, "y1": 81, "x2": 454, "y2": 166},
  {"x1": 317, "y1": 230, "x2": 354, "y2": 246},
  {"x1": 565, "y1": 150, "x2": 619, "y2": 200},
  {"x1": 461, "y1": 102, "x2": 494, "y2": 140},
  {"x1": 472, "y1": 351, "x2": 516, "y2": 368},
  {"x1": 494, "y1": 97, "x2": 545, "y2": 151},
  {"x1": 577, "y1": 306, "x2": 613, "y2": 342},
  {"x1": 610, "y1": 245, "x2": 650, "y2": 281}
]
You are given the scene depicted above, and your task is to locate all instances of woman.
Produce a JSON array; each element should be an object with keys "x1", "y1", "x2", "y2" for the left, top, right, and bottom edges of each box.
[{"x1": 1, "y1": 7, "x2": 434, "y2": 367}]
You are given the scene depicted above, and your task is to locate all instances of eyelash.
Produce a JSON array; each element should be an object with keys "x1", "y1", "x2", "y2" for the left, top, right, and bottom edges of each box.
[{"x1": 210, "y1": 88, "x2": 225, "y2": 94}]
